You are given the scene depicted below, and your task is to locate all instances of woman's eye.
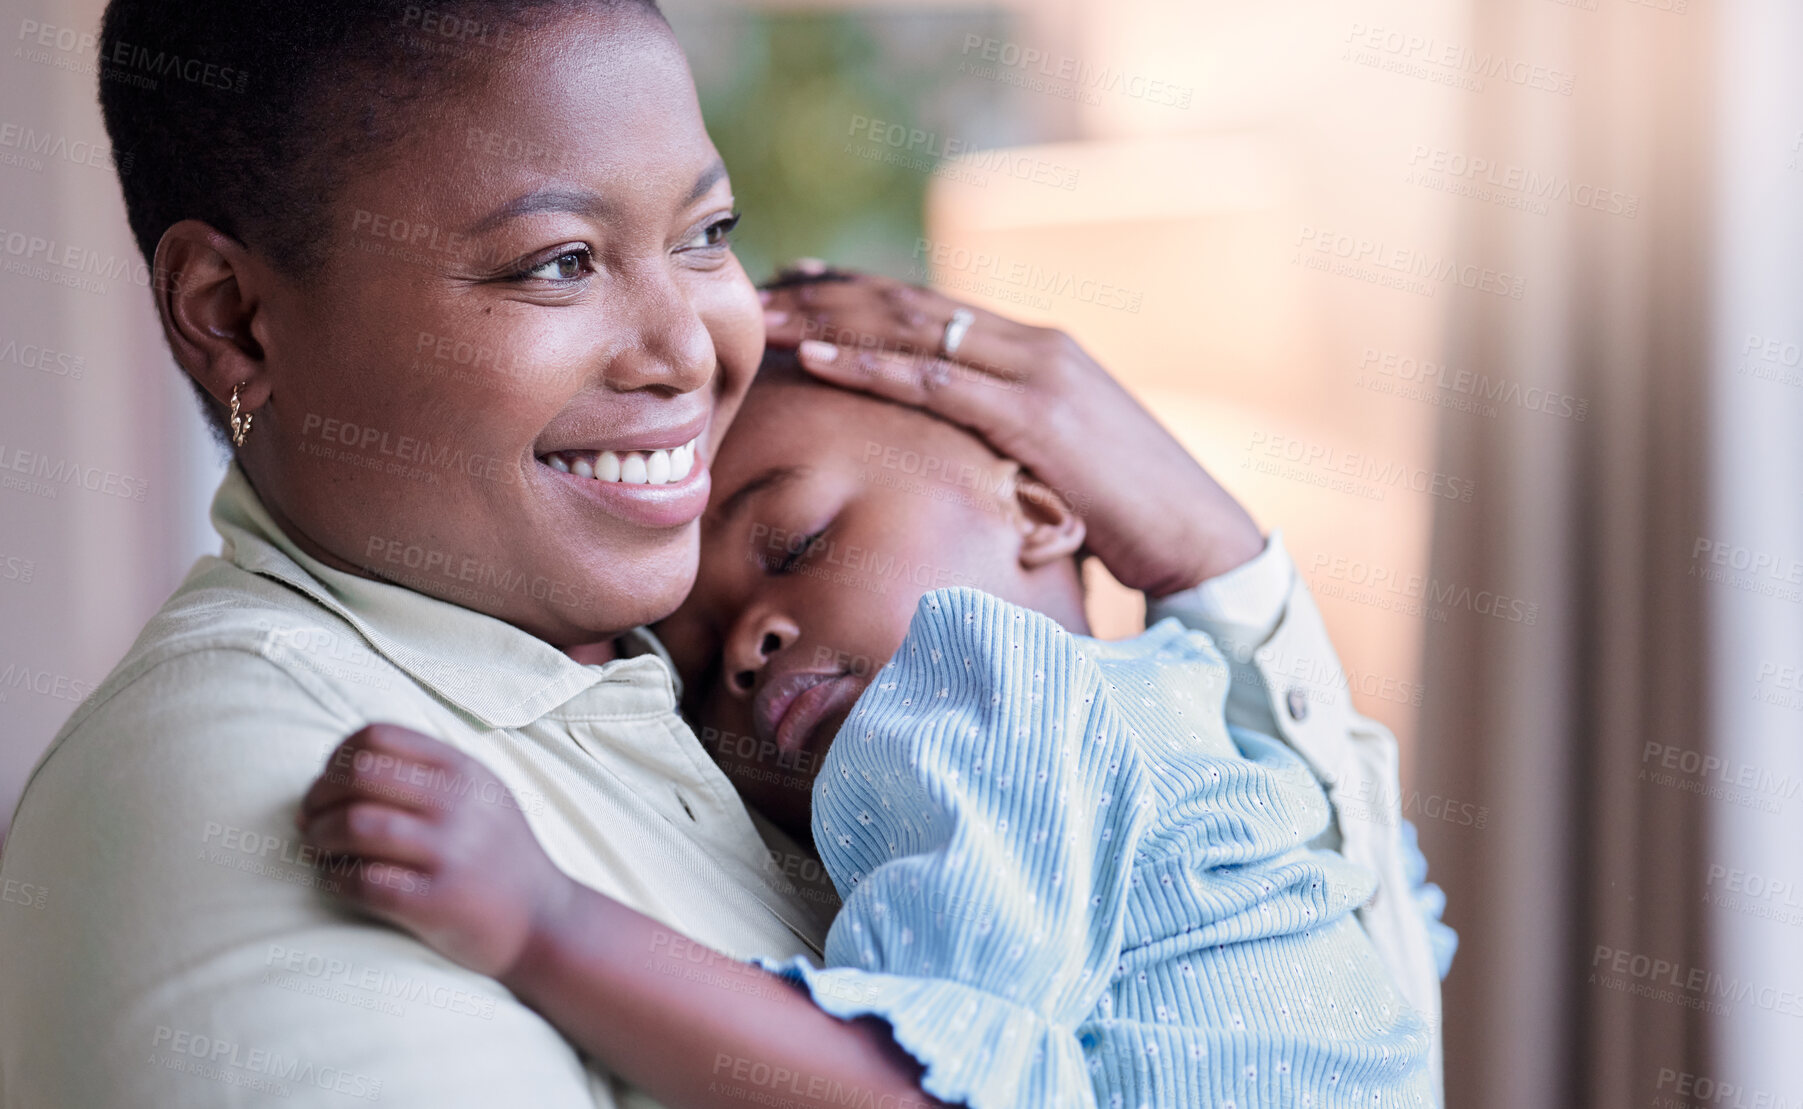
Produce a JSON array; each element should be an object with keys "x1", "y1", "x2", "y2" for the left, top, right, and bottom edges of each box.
[
  {"x1": 520, "y1": 248, "x2": 591, "y2": 282},
  {"x1": 682, "y1": 212, "x2": 740, "y2": 252}
]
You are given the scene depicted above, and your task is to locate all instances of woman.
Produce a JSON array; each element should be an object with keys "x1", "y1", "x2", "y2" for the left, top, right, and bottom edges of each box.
[
  {"x1": 0, "y1": 3, "x2": 1440, "y2": 1107},
  {"x1": 0, "y1": 2, "x2": 922, "y2": 1105}
]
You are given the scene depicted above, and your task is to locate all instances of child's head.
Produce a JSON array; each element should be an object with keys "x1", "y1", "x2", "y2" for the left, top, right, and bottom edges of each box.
[{"x1": 657, "y1": 349, "x2": 1089, "y2": 837}]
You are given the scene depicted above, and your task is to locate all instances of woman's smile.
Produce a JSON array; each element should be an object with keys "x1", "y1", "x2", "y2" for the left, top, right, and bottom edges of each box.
[{"x1": 533, "y1": 408, "x2": 716, "y2": 528}]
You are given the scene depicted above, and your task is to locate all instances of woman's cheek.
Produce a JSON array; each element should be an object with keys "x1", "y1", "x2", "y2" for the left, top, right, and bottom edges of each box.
[{"x1": 703, "y1": 261, "x2": 765, "y2": 400}]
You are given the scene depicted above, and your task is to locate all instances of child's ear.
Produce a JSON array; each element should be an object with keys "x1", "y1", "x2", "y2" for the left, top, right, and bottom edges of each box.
[{"x1": 1011, "y1": 471, "x2": 1086, "y2": 569}]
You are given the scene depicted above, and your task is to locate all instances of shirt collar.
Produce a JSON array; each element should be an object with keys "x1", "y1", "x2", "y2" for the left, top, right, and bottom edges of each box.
[{"x1": 210, "y1": 463, "x2": 675, "y2": 728}]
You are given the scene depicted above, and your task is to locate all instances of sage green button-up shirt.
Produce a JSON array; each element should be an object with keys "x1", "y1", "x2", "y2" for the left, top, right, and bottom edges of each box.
[{"x1": 0, "y1": 464, "x2": 830, "y2": 1108}]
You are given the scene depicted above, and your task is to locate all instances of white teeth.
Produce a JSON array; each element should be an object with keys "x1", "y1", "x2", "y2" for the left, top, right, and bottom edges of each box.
[{"x1": 545, "y1": 435, "x2": 702, "y2": 486}]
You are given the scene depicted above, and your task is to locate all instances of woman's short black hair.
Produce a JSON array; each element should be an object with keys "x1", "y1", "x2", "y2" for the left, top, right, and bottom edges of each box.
[{"x1": 96, "y1": 0, "x2": 662, "y2": 439}]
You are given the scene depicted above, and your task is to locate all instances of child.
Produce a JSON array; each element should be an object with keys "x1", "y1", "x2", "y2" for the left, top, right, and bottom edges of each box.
[{"x1": 302, "y1": 352, "x2": 1449, "y2": 1108}]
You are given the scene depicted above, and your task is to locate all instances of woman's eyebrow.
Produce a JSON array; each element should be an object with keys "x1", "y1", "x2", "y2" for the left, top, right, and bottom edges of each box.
[
  {"x1": 715, "y1": 465, "x2": 810, "y2": 524},
  {"x1": 468, "y1": 160, "x2": 728, "y2": 234},
  {"x1": 683, "y1": 158, "x2": 728, "y2": 206},
  {"x1": 468, "y1": 185, "x2": 616, "y2": 233}
]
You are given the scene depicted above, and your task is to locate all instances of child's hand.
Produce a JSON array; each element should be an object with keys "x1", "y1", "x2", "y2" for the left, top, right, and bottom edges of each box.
[
  {"x1": 298, "y1": 724, "x2": 572, "y2": 985},
  {"x1": 763, "y1": 270, "x2": 1264, "y2": 597}
]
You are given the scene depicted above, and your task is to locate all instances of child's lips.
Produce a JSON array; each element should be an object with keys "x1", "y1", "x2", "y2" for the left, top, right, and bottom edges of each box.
[{"x1": 753, "y1": 670, "x2": 862, "y2": 756}]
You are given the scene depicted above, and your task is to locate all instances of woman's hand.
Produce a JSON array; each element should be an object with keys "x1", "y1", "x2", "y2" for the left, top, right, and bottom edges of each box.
[
  {"x1": 762, "y1": 269, "x2": 1264, "y2": 597},
  {"x1": 298, "y1": 723, "x2": 573, "y2": 985}
]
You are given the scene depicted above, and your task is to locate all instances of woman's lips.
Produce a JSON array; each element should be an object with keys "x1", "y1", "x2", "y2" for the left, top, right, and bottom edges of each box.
[
  {"x1": 536, "y1": 444, "x2": 711, "y2": 530},
  {"x1": 754, "y1": 670, "x2": 863, "y2": 756}
]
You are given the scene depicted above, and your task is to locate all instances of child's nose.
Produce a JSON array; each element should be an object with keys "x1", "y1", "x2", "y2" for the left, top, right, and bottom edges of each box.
[{"x1": 724, "y1": 610, "x2": 800, "y2": 697}]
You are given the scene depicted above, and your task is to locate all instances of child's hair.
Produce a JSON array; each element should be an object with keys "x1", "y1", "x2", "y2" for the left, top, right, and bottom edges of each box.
[{"x1": 96, "y1": 0, "x2": 663, "y2": 439}]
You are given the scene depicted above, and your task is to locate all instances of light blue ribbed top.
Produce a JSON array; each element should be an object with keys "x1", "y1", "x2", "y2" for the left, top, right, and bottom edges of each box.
[{"x1": 761, "y1": 588, "x2": 1438, "y2": 1108}]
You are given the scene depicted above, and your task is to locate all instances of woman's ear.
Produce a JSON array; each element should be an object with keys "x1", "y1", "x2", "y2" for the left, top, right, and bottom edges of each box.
[
  {"x1": 154, "y1": 219, "x2": 273, "y2": 414},
  {"x1": 1011, "y1": 470, "x2": 1087, "y2": 569}
]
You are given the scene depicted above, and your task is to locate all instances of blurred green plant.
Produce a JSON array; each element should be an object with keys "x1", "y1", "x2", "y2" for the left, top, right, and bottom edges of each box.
[{"x1": 674, "y1": 6, "x2": 1014, "y2": 284}]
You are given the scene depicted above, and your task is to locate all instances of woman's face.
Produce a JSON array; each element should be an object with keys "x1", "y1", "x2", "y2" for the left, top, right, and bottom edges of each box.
[{"x1": 239, "y1": 8, "x2": 760, "y2": 646}]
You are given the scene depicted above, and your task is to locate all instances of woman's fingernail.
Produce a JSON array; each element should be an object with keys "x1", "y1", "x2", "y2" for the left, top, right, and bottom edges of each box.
[
  {"x1": 758, "y1": 289, "x2": 773, "y2": 305},
  {"x1": 764, "y1": 309, "x2": 789, "y2": 327},
  {"x1": 798, "y1": 339, "x2": 838, "y2": 364}
]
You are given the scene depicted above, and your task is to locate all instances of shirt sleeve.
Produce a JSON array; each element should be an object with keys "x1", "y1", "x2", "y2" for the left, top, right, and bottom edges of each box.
[
  {"x1": 1399, "y1": 818, "x2": 1458, "y2": 980},
  {"x1": 1146, "y1": 534, "x2": 1452, "y2": 1095},
  {"x1": 760, "y1": 592, "x2": 1155, "y2": 1109},
  {"x1": 0, "y1": 648, "x2": 602, "y2": 1108}
]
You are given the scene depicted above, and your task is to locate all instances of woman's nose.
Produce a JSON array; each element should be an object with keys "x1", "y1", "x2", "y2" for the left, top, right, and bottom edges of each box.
[
  {"x1": 723, "y1": 609, "x2": 801, "y2": 698},
  {"x1": 603, "y1": 270, "x2": 715, "y2": 396}
]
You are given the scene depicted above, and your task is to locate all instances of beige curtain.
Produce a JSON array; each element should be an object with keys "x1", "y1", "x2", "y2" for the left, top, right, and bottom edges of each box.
[{"x1": 1414, "y1": 2, "x2": 1721, "y2": 1106}]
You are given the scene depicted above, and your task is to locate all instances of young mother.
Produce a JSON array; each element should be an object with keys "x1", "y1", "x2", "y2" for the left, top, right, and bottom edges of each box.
[{"x1": 0, "y1": 2, "x2": 1443, "y2": 1106}]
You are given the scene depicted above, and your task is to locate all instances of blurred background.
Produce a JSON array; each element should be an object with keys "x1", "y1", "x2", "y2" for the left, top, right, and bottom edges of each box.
[{"x1": 3, "y1": 0, "x2": 1799, "y2": 1104}]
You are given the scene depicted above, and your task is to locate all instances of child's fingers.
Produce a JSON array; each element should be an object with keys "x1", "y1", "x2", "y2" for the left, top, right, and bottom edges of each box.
[
  {"x1": 301, "y1": 724, "x2": 472, "y2": 819},
  {"x1": 302, "y1": 800, "x2": 442, "y2": 873},
  {"x1": 337, "y1": 858, "x2": 434, "y2": 918}
]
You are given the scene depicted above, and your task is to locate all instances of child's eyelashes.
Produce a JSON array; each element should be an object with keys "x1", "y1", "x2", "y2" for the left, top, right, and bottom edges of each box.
[{"x1": 766, "y1": 526, "x2": 827, "y2": 576}]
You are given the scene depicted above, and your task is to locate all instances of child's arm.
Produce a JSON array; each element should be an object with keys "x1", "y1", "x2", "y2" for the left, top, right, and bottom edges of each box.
[{"x1": 297, "y1": 724, "x2": 947, "y2": 1109}]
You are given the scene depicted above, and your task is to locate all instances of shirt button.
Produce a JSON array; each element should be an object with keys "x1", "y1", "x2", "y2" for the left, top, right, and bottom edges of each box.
[{"x1": 1286, "y1": 687, "x2": 1310, "y2": 721}]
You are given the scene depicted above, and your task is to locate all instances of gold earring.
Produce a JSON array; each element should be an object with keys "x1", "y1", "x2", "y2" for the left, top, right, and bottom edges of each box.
[{"x1": 228, "y1": 383, "x2": 254, "y2": 447}]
